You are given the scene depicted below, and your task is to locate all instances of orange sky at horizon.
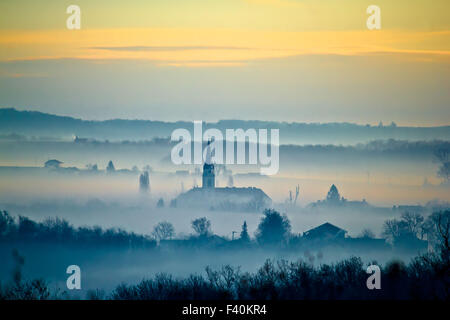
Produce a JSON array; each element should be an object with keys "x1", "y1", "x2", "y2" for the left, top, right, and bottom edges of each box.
[{"x1": 0, "y1": 0, "x2": 449, "y2": 125}]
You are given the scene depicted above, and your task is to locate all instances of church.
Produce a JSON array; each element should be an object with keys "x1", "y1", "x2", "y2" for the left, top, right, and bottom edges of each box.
[{"x1": 174, "y1": 143, "x2": 272, "y2": 212}]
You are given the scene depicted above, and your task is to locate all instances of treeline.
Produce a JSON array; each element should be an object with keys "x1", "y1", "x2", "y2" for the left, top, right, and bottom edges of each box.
[
  {"x1": 0, "y1": 209, "x2": 449, "y2": 300},
  {"x1": 111, "y1": 253, "x2": 449, "y2": 300},
  {"x1": 3, "y1": 108, "x2": 450, "y2": 143},
  {"x1": 381, "y1": 210, "x2": 450, "y2": 249},
  {"x1": 281, "y1": 140, "x2": 450, "y2": 161},
  {"x1": 2, "y1": 209, "x2": 449, "y2": 251},
  {"x1": 1, "y1": 253, "x2": 448, "y2": 300},
  {"x1": 0, "y1": 211, "x2": 155, "y2": 248}
]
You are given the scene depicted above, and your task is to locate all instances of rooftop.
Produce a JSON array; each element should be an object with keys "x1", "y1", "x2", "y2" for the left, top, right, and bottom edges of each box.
[{"x1": 304, "y1": 222, "x2": 347, "y2": 237}]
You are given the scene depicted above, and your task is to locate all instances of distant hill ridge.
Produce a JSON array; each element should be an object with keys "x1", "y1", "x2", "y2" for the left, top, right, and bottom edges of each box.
[{"x1": 0, "y1": 108, "x2": 449, "y2": 144}]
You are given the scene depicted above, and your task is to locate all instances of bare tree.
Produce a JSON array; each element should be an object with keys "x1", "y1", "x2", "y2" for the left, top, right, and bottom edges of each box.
[
  {"x1": 152, "y1": 222, "x2": 175, "y2": 241},
  {"x1": 435, "y1": 148, "x2": 449, "y2": 182},
  {"x1": 437, "y1": 212, "x2": 450, "y2": 254},
  {"x1": 438, "y1": 162, "x2": 450, "y2": 182},
  {"x1": 422, "y1": 210, "x2": 450, "y2": 251},
  {"x1": 381, "y1": 219, "x2": 401, "y2": 243},
  {"x1": 192, "y1": 217, "x2": 211, "y2": 237},
  {"x1": 435, "y1": 148, "x2": 449, "y2": 163},
  {"x1": 401, "y1": 212, "x2": 424, "y2": 238},
  {"x1": 382, "y1": 212, "x2": 426, "y2": 244}
]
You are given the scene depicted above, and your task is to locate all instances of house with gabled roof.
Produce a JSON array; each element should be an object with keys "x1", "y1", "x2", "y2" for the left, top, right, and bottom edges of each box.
[
  {"x1": 303, "y1": 222, "x2": 347, "y2": 240},
  {"x1": 44, "y1": 159, "x2": 63, "y2": 168}
]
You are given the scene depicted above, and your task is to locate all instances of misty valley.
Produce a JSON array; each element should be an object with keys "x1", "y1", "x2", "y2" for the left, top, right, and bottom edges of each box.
[
  {"x1": 1, "y1": 1, "x2": 450, "y2": 312},
  {"x1": 0, "y1": 109, "x2": 449, "y2": 300}
]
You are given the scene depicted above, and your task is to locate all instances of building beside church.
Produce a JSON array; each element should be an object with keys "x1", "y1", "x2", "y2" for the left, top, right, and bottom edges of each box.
[
  {"x1": 308, "y1": 184, "x2": 370, "y2": 209},
  {"x1": 44, "y1": 159, "x2": 63, "y2": 169},
  {"x1": 173, "y1": 143, "x2": 271, "y2": 212},
  {"x1": 303, "y1": 222, "x2": 347, "y2": 240}
]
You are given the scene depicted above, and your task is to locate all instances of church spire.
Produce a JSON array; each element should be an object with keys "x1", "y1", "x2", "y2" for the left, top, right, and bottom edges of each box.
[
  {"x1": 202, "y1": 140, "x2": 215, "y2": 188},
  {"x1": 205, "y1": 139, "x2": 212, "y2": 165}
]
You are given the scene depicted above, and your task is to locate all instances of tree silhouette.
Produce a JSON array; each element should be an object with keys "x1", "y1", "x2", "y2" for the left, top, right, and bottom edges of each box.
[
  {"x1": 0, "y1": 211, "x2": 15, "y2": 238},
  {"x1": 381, "y1": 213, "x2": 425, "y2": 245},
  {"x1": 240, "y1": 221, "x2": 250, "y2": 242},
  {"x1": 423, "y1": 210, "x2": 450, "y2": 254},
  {"x1": 192, "y1": 217, "x2": 211, "y2": 237},
  {"x1": 255, "y1": 209, "x2": 291, "y2": 246},
  {"x1": 152, "y1": 222, "x2": 175, "y2": 241},
  {"x1": 435, "y1": 148, "x2": 449, "y2": 182},
  {"x1": 401, "y1": 212, "x2": 424, "y2": 238}
]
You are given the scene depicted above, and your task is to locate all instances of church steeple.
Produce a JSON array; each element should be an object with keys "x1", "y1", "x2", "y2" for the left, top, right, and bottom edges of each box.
[{"x1": 202, "y1": 140, "x2": 215, "y2": 188}]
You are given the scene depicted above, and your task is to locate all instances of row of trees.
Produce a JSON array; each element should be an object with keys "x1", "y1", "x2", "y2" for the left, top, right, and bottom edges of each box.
[
  {"x1": 2, "y1": 244, "x2": 449, "y2": 300},
  {"x1": 111, "y1": 251, "x2": 449, "y2": 300},
  {"x1": 2, "y1": 208, "x2": 449, "y2": 252},
  {"x1": 0, "y1": 209, "x2": 288, "y2": 246},
  {"x1": 151, "y1": 209, "x2": 291, "y2": 246},
  {"x1": 152, "y1": 209, "x2": 449, "y2": 251},
  {"x1": 2, "y1": 252, "x2": 448, "y2": 300},
  {"x1": 382, "y1": 211, "x2": 450, "y2": 252},
  {"x1": 435, "y1": 148, "x2": 449, "y2": 183},
  {"x1": 151, "y1": 218, "x2": 212, "y2": 241},
  {"x1": 0, "y1": 211, "x2": 155, "y2": 248}
]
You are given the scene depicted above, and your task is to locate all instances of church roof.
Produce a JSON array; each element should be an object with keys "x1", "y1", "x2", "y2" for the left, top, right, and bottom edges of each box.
[
  {"x1": 175, "y1": 186, "x2": 272, "y2": 212},
  {"x1": 184, "y1": 186, "x2": 270, "y2": 198}
]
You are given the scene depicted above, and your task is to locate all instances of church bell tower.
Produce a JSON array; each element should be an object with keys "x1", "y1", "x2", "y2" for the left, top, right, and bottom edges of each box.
[{"x1": 202, "y1": 141, "x2": 215, "y2": 189}]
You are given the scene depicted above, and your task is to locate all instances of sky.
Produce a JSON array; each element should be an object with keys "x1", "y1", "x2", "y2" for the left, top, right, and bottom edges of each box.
[{"x1": 0, "y1": 0, "x2": 449, "y2": 125}]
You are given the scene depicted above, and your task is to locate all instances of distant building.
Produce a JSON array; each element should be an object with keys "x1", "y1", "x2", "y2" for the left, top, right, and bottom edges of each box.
[
  {"x1": 303, "y1": 222, "x2": 347, "y2": 240},
  {"x1": 326, "y1": 184, "x2": 341, "y2": 203},
  {"x1": 73, "y1": 135, "x2": 88, "y2": 143},
  {"x1": 202, "y1": 163, "x2": 215, "y2": 188},
  {"x1": 176, "y1": 186, "x2": 271, "y2": 212},
  {"x1": 202, "y1": 140, "x2": 215, "y2": 188},
  {"x1": 44, "y1": 159, "x2": 63, "y2": 169},
  {"x1": 139, "y1": 171, "x2": 150, "y2": 192},
  {"x1": 106, "y1": 160, "x2": 115, "y2": 173},
  {"x1": 174, "y1": 142, "x2": 271, "y2": 212},
  {"x1": 309, "y1": 184, "x2": 369, "y2": 209},
  {"x1": 301, "y1": 222, "x2": 392, "y2": 250}
]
